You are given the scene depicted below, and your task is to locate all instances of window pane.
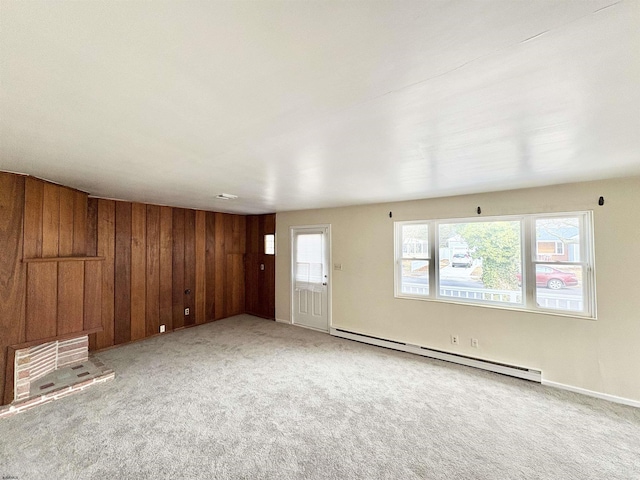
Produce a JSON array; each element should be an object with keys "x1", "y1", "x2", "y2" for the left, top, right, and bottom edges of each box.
[
  {"x1": 535, "y1": 217, "x2": 580, "y2": 262},
  {"x1": 401, "y1": 259, "x2": 429, "y2": 296},
  {"x1": 402, "y1": 224, "x2": 429, "y2": 259},
  {"x1": 264, "y1": 234, "x2": 275, "y2": 255},
  {"x1": 296, "y1": 234, "x2": 323, "y2": 284},
  {"x1": 439, "y1": 221, "x2": 522, "y2": 305},
  {"x1": 535, "y1": 264, "x2": 584, "y2": 312}
]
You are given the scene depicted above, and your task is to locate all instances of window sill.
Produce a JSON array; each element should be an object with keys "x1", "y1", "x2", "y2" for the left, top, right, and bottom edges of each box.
[{"x1": 394, "y1": 293, "x2": 596, "y2": 320}]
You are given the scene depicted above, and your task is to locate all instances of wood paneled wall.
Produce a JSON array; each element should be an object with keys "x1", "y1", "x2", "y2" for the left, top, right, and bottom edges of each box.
[
  {"x1": 1, "y1": 175, "x2": 103, "y2": 404},
  {"x1": 245, "y1": 214, "x2": 276, "y2": 319},
  {"x1": 23, "y1": 177, "x2": 87, "y2": 258},
  {"x1": 86, "y1": 200, "x2": 248, "y2": 351},
  {"x1": 0, "y1": 171, "x2": 275, "y2": 406}
]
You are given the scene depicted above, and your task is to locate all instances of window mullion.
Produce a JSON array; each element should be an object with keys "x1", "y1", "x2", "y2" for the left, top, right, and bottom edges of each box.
[
  {"x1": 524, "y1": 217, "x2": 536, "y2": 309},
  {"x1": 430, "y1": 221, "x2": 436, "y2": 297}
]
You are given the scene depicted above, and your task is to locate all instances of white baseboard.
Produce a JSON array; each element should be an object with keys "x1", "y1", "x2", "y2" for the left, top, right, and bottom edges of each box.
[
  {"x1": 542, "y1": 380, "x2": 640, "y2": 409},
  {"x1": 330, "y1": 327, "x2": 541, "y2": 383},
  {"x1": 275, "y1": 318, "x2": 291, "y2": 325}
]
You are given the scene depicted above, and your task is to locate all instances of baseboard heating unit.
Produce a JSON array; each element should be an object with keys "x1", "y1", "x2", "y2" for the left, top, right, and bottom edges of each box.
[{"x1": 330, "y1": 328, "x2": 542, "y2": 383}]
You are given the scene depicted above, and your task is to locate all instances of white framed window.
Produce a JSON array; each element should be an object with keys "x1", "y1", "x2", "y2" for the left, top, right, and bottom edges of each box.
[{"x1": 394, "y1": 211, "x2": 595, "y2": 318}]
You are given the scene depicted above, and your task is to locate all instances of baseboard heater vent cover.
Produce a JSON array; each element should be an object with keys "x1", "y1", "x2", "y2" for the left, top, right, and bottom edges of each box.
[{"x1": 331, "y1": 328, "x2": 541, "y2": 383}]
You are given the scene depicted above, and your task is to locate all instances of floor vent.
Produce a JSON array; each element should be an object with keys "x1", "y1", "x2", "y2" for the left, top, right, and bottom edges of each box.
[{"x1": 330, "y1": 328, "x2": 541, "y2": 383}]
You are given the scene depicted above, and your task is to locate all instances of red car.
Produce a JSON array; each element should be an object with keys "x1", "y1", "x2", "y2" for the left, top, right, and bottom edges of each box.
[{"x1": 517, "y1": 266, "x2": 579, "y2": 290}]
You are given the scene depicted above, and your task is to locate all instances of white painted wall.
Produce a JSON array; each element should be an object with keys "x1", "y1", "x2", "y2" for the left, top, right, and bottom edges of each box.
[{"x1": 276, "y1": 176, "x2": 640, "y2": 402}]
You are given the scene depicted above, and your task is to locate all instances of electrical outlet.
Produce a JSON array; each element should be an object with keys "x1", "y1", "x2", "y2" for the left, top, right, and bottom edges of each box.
[
  {"x1": 451, "y1": 335, "x2": 459, "y2": 345},
  {"x1": 471, "y1": 338, "x2": 479, "y2": 348},
  {"x1": 159, "y1": 325, "x2": 166, "y2": 333},
  {"x1": 185, "y1": 308, "x2": 190, "y2": 315}
]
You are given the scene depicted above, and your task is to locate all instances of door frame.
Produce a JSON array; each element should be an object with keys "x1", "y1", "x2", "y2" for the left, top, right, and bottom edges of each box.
[{"x1": 289, "y1": 224, "x2": 332, "y2": 332}]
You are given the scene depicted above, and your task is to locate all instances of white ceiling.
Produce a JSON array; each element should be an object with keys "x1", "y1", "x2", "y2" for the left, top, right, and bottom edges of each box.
[{"x1": 1, "y1": 1, "x2": 639, "y2": 214}]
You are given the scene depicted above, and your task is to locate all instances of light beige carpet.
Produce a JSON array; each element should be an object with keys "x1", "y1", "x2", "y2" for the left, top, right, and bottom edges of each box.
[{"x1": 1, "y1": 314, "x2": 639, "y2": 479}]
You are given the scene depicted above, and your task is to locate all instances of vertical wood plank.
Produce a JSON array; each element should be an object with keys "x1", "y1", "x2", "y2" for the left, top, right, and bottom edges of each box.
[
  {"x1": 226, "y1": 254, "x2": 244, "y2": 316},
  {"x1": 25, "y1": 262, "x2": 58, "y2": 341},
  {"x1": 183, "y1": 209, "x2": 196, "y2": 326},
  {"x1": 114, "y1": 201, "x2": 132, "y2": 345},
  {"x1": 159, "y1": 206, "x2": 173, "y2": 331},
  {"x1": 146, "y1": 205, "x2": 160, "y2": 337},
  {"x1": 23, "y1": 177, "x2": 43, "y2": 259},
  {"x1": 73, "y1": 190, "x2": 88, "y2": 256},
  {"x1": 205, "y1": 212, "x2": 216, "y2": 321},
  {"x1": 42, "y1": 183, "x2": 60, "y2": 257},
  {"x1": 214, "y1": 213, "x2": 226, "y2": 320},
  {"x1": 0, "y1": 173, "x2": 26, "y2": 405},
  {"x1": 245, "y1": 216, "x2": 259, "y2": 254},
  {"x1": 244, "y1": 216, "x2": 259, "y2": 316},
  {"x1": 58, "y1": 187, "x2": 75, "y2": 256},
  {"x1": 130, "y1": 203, "x2": 146, "y2": 341},
  {"x1": 244, "y1": 214, "x2": 276, "y2": 319},
  {"x1": 86, "y1": 198, "x2": 98, "y2": 257},
  {"x1": 84, "y1": 261, "x2": 102, "y2": 331},
  {"x1": 95, "y1": 200, "x2": 115, "y2": 350},
  {"x1": 172, "y1": 208, "x2": 185, "y2": 329},
  {"x1": 264, "y1": 213, "x2": 276, "y2": 236},
  {"x1": 195, "y1": 210, "x2": 206, "y2": 324},
  {"x1": 57, "y1": 261, "x2": 84, "y2": 335},
  {"x1": 87, "y1": 198, "x2": 102, "y2": 351}
]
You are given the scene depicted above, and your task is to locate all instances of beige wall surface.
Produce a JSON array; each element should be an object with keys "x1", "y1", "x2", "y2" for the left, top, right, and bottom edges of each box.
[{"x1": 276, "y1": 176, "x2": 640, "y2": 402}]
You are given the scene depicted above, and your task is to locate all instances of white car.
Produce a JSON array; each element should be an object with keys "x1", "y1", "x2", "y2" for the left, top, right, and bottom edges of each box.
[{"x1": 451, "y1": 253, "x2": 472, "y2": 268}]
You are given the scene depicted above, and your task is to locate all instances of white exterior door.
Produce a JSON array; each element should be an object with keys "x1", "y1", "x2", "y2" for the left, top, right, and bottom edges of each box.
[{"x1": 291, "y1": 226, "x2": 330, "y2": 331}]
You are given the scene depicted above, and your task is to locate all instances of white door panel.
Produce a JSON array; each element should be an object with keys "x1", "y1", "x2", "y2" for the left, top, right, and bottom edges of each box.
[{"x1": 291, "y1": 226, "x2": 329, "y2": 331}]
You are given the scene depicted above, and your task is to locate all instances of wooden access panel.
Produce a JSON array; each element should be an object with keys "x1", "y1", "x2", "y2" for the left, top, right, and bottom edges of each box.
[
  {"x1": 84, "y1": 260, "x2": 102, "y2": 331},
  {"x1": 25, "y1": 262, "x2": 58, "y2": 341},
  {"x1": 57, "y1": 261, "x2": 85, "y2": 335}
]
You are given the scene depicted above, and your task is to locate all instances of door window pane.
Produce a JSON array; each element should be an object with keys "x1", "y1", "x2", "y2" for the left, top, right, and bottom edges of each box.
[{"x1": 296, "y1": 234, "x2": 323, "y2": 284}]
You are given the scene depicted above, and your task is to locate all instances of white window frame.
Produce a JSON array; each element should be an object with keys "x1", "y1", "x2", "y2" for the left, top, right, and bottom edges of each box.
[
  {"x1": 395, "y1": 221, "x2": 432, "y2": 298},
  {"x1": 394, "y1": 211, "x2": 596, "y2": 319}
]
